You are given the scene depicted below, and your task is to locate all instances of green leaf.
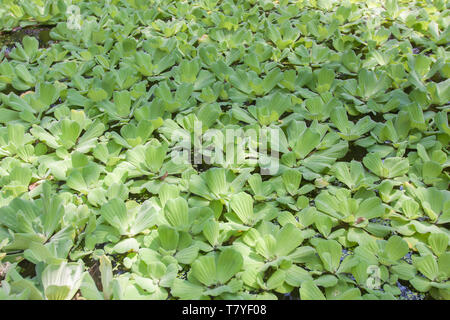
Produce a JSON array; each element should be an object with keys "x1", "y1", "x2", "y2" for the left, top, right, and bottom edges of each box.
[
  {"x1": 171, "y1": 279, "x2": 205, "y2": 300},
  {"x1": 80, "y1": 273, "x2": 104, "y2": 300},
  {"x1": 175, "y1": 245, "x2": 199, "y2": 264},
  {"x1": 42, "y1": 262, "x2": 84, "y2": 300},
  {"x1": 438, "y1": 253, "x2": 450, "y2": 278},
  {"x1": 37, "y1": 82, "x2": 59, "y2": 108},
  {"x1": 428, "y1": 233, "x2": 448, "y2": 257},
  {"x1": 314, "y1": 68, "x2": 335, "y2": 93},
  {"x1": 311, "y1": 238, "x2": 342, "y2": 273},
  {"x1": 113, "y1": 90, "x2": 131, "y2": 118},
  {"x1": 391, "y1": 263, "x2": 417, "y2": 281},
  {"x1": 413, "y1": 255, "x2": 439, "y2": 281},
  {"x1": 356, "y1": 197, "x2": 384, "y2": 220},
  {"x1": 266, "y1": 269, "x2": 286, "y2": 290},
  {"x1": 314, "y1": 274, "x2": 338, "y2": 288},
  {"x1": 158, "y1": 225, "x2": 179, "y2": 251},
  {"x1": 330, "y1": 106, "x2": 349, "y2": 133},
  {"x1": 129, "y1": 202, "x2": 158, "y2": 235},
  {"x1": 191, "y1": 255, "x2": 216, "y2": 286},
  {"x1": 275, "y1": 223, "x2": 304, "y2": 256},
  {"x1": 294, "y1": 128, "x2": 320, "y2": 159},
  {"x1": 203, "y1": 219, "x2": 219, "y2": 246},
  {"x1": 100, "y1": 199, "x2": 129, "y2": 235},
  {"x1": 111, "y1": 238, "x2": 139, "y2": 254},
  {"x1": 145, "y1": 140, "x2": 168, "y2": 173},
  {"x1": 60, "y1": 119, "x2": 81, "y2": 149},
  {"x1": 41, "y1": 182, "x2": 64, "y2": 238},
  {"x1": 385, "y1": 235, "x2": 409, "y2": 261},
  {"x1": 282, "y1": 169, "x2": 302, "y2": 196},
  {"x1": 422, "y1": 161, "x2": 442, "y2": 180},
  {"x1": 216, "y1": 248, "x2": 243, "y2": 284},
  {"x1": 285, "y1": 265, "x2": 313, "y2": 287},
  {"x1": 164, "y1": 197, "x2": 189, "y2": 231},
  {"x1": 299, "y1": 280, "x2": 326, "y2": 300},
  {"x1": 99, "y1": 255, "x2": 113, "y2": 300},
  {"x1": 204, "y1": 168, "x2": 228, "y2": 197},
  {"x1": 229, "y1": 192, "x2": 254, "y2": 225}
]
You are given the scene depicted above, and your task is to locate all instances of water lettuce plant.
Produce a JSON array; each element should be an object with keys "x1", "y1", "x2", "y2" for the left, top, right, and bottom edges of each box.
[{"x1": 0, "y1": 0, "x2": 449, "y2": 301}]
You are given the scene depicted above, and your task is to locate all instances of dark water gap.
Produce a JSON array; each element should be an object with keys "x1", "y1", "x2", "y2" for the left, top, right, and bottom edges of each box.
[{"x1": 0, "y1": 24, "x2": 55, "y2": 52}]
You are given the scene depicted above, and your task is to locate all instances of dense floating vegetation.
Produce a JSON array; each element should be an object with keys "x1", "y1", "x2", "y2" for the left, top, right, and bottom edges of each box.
[{"x1": 0, "y1": 0, "x2": 449, "y2": 300}]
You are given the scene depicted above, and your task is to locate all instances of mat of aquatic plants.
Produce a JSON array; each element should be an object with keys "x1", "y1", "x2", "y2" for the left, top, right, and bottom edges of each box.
[{"x1": 0, "y1": 0, "x2": 449, "y2": 300}]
